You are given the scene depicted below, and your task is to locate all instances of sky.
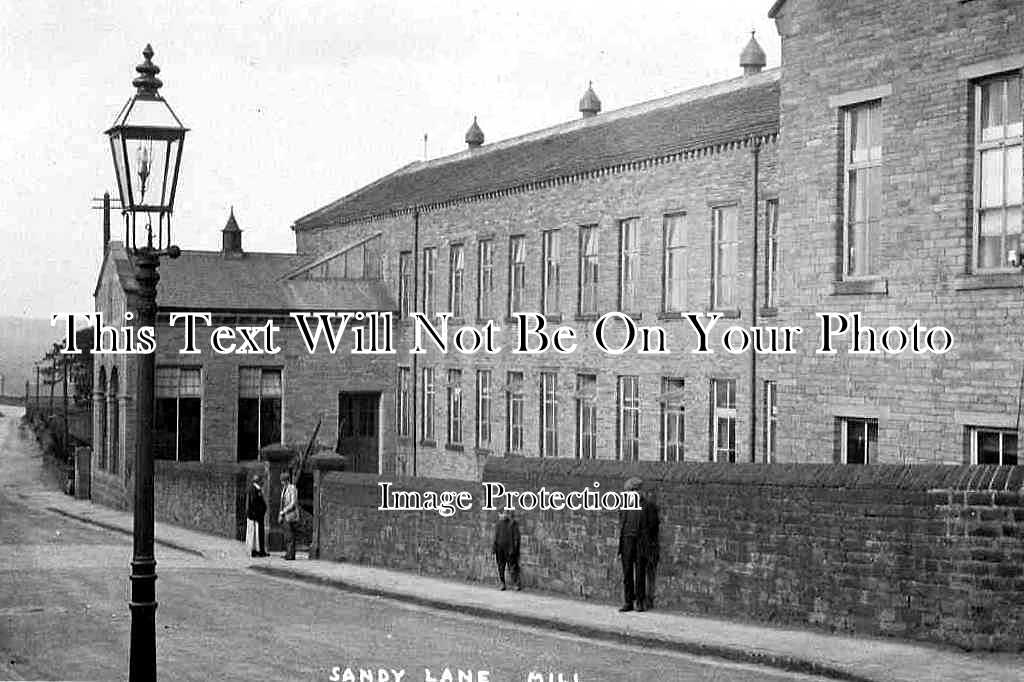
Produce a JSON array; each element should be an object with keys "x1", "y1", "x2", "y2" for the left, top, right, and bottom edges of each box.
[{"x1": 0, "y1": 0, "x2": 780, "y2": 320}]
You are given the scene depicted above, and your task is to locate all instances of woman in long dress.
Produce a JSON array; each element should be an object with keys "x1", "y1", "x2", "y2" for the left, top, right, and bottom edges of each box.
[{"x1": 245, "y1": 474, "x2": 268, "y2": 557}]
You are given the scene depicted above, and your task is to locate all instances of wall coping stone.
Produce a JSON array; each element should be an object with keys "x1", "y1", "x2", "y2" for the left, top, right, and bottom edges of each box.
[
  {"x1": 154, "y1": 459, "x2": 260, "y2": 477},
  {"x1": 260, "y1": 444, "x2": 298, "y2": 463},
  {"x1": 322, "y1": 462, "x2": 1024, "y2": 494},
  {"x1": 477, "y1": 459, "x2": 1024, "y2": 492}
]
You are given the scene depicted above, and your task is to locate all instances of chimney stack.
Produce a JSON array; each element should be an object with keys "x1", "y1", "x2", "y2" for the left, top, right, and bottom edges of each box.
[
  {"x1": 740, "y1": 31, "x2": 767, "y2": 75},
  {"x1": 102, "y1": 192, "x2": 111, "y2": 255},
  {"x1": 222, "y1": 207, "x2": 243, "y2": 257}
]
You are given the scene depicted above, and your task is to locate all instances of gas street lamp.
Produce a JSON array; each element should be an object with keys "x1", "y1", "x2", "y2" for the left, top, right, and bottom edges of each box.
[{"x1": 105, "y1": 44, "x2": 187, "y2": 682}]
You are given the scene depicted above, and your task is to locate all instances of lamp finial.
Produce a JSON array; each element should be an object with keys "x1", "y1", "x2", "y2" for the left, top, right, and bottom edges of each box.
[{"x1": 133, "y1": 44, "x2": 163, "y2": 96}]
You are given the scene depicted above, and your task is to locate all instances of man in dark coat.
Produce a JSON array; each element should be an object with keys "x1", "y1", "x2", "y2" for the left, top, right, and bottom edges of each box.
[
  {"x1": 617, "y1": 476, "x2": 649, "y2": 612},
  {"x1": 245, "y1": 474, "x2": 268, "y2": 557},
  {"x1": 493, "y1": 510, "x2": 521, "y2": 591}
]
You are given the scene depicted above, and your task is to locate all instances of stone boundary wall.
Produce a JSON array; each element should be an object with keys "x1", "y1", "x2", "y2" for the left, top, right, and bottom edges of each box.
[
  {"x1": 154, "y1": 460, "x2": 262, "y2": 540},
  {"x1": 316, "y1": 460, "x2": 1024, "y2": 651}
]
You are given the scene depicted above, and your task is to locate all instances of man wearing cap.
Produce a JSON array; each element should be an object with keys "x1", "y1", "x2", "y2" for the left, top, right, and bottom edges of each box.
[
  {"x1": 278, "y1": 470, "x2": 299, "y2": 560},
  {"x1": 617, "y1": 476, "x2": 649, "y2": 612}
]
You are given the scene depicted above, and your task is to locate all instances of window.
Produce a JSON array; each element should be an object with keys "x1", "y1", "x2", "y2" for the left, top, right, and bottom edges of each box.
[
  {"x1": 476, "y1": 369, "x2": 492, "y2": 449},
  {"x1": 763, "y1": 380, "x2": 777, "y2": 463},
  {"x1": 396, "y1": 366, "x2": 411, "y2": 438},
  {"x1": 838, "y1": 417, "x2": 876, "y2": 464},
  {"x1": 619, "y1": 218, "x2": 640, "y2": 311},
  {"x1": 842, "y1": 101, "x2": 882, "y2": 277},
  {"x1": 398, "y1": 251, "x2": 413, "y2": 319},
  {"x1": 542, "y1": 230, "x2": 562, "y2": 316},
  {"x1": 449, "y1": 244, "x2": 465, "y2": 317},
  {"x1": 663, "y1": 214, "x2": 687, "y2": 312},
  {"x1": 506, "y1": 371, "x2": 524, "y2": 454},
  {"x1": 617, "y1": 375, "x2": 640, "y2": 461},
  {"x1": 155, "y1": 366, "x2": 202, "y2": 461},
  {"x1": 969, "y1": 427, "x2": 1018, "y2": 465},
  {"x1": 579, "y1": 226, "x2": 599, "y2": 315},
  {"x1": 237, "y1": 367, "x2": 282, "y2": 461},
  {"x1": 447, "y1": 369, "x2": 463, "y2": 447},
  {"x1": 764, "y1": 200, "x2": 779, "y2": 307},
  {"x1": 576, "y1": 374, "x2": 597, "y2": 459},
  {"x1": 660, "y1": 378, "x2": 684, "y2": 462},
  {"x1": 540, "y1": 372, "x2": 558, "y2": 456},
  {"x1": 508, "y1": 236, "x2": 526, "y2": 316},
  {"x1": 422, "y1": 247, "x2": 437, "y2": 317},
  {"x1": 711, "y1": 206, "x2": 738, "y2": 309},
  {"x1": 711, "y1": 378, "x2": 736, "y2": 462},
  {"x1": 421, "y1": 367, "x2": 436, "y2": 443},
  {"x1": 974, "y1": 74, "x2": 1023, "y2": 270},
  {"x1": 478, "y1": 239, "x2": 494, "y2": 320}
]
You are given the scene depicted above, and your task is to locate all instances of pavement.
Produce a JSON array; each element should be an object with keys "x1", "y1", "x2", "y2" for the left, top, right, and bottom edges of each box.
[{"x1": 6, "y1": 412, "x2": 1024, "y2": 681}]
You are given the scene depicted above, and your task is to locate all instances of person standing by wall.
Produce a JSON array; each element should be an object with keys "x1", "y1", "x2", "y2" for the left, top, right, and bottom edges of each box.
[
  {"x1": 493, "y1": 510, "x2": 521, "y2": 591},
  {"x1": 617, "y1": 477, "x2": 648, "y2": 612},
  {"x1": 278, "y1": 470, "x2": 299, "y2": 560},
  {"x1": 245, "y1": 474, "x2": 268, "y2": 558}
]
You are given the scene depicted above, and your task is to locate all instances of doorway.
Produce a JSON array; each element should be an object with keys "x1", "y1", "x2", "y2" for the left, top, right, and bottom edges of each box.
[{"x1": 337, "y1": 392, "x2": 380, "y2": 473}]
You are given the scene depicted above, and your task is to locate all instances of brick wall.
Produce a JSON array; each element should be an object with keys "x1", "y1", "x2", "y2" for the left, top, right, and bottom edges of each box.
[
  {"x1": 770, "y1": 0, "x2": 1024, "y2": 464},
  {"x1": 316, "y1": 459, "x2": 1024, "y2": 651},
  {"x1": 153, "y1": 460, "x2": 261, "y2": 539},
  {"x1": 152, "y1": 318, "x2": 394, "y2": 469},
  {"x1": 91, "y1": 468, "x2": 129, "y2": 510},
  {"x1": 296, "y1": 129, "x2": 780, "y2": 479}
]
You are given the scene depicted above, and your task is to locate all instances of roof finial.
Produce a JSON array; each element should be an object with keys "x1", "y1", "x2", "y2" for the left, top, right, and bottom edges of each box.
[
  {"x1": 465, "y1": 116, "x2": 484, "y2": 149},
  {"x1": 740, "y1": 31, "x2": 767, "y2": 76},
  {"x1": 579, "y1": 81, "x2": 602, "y2": 118}
]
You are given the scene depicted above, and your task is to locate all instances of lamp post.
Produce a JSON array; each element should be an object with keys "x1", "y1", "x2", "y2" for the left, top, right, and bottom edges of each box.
[{"x1": 105, "y1": 44, "x2": 187, "y2": 682}]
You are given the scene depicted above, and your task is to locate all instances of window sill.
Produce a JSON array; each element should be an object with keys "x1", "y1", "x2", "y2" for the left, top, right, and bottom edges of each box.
[
  {"x1": 574, "y1": 314, "x2": 600, "y2": 322},
  {"x1": 657, "y1": 311, "x2": 685, "y2": 321},
  {"x1": 759, "y1": 306, "x2": 779, "y2": 318},
  {"x1": 445, "y1": 443, "x2": 464, "y2": 452},
  {"x1": 618, "y1": 311, "x2": 644, "y2": 322},
  {"x1": 505, "y1": 451, "x2": 525, "y2": 458},
  {"x1": 475, "y1": 448, "x2": 492, "y2": 457},
  {"x1": 831, "y1": 278, "x2": 888, "y2": 296},
  {"x1": 952, "y1": 272, "x2": 1023, "y2": 291},
  {"x1": 419, "y1": 439, "x2": 437, "y2": 448},
  {"x1": 708, "y1": 308, "x2": 741, "y2": 319},
  {"x1": 541, "y1": 313, "x2": 564, "y2": 324}
]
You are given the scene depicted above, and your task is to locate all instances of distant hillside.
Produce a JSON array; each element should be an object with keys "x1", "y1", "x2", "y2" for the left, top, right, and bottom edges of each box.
[{"x1": 0, "y1": 317, "x2": 65, "y2": 397}]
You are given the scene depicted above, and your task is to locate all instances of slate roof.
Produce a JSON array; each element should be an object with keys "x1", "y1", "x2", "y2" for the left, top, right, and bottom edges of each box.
[
  {"x1": 295, "y1": 71, "x2": 780, "y2": 230},
  {"x1": 103, "y1": 242, "x2": 396, "y2": 313}
]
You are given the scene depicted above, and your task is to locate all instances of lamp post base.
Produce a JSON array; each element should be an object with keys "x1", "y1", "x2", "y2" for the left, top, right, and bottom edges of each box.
[{"x1": 128, "y1": 557, "x2": 157, "y2": 682}]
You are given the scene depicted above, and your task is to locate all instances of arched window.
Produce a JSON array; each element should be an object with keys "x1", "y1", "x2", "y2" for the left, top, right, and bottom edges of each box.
[
  {"x1": 109, "y1": 367, "x2": 120, "y2": 476},
  {"x1": 97, "y1": 367, "x2": 107, "y2": 471}
]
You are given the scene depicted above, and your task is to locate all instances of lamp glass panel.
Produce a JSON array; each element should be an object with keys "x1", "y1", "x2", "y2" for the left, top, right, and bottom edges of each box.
[
  {"x1": 109, "y1": 134, "x2": 131, "y2": 209},
  {"x1": 121, "y1": 97, "x2": 181, "y2": 129}
]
